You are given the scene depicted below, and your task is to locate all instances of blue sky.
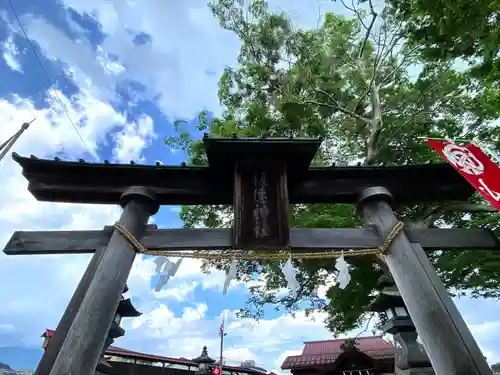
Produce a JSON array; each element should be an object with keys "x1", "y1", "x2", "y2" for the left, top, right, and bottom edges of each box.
[{"x1": 0, "y1": 0, "x2": 499, "y2": 372}]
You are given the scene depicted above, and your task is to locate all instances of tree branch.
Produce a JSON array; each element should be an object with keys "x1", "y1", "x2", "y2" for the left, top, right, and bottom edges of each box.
[
  {"x1": 365, "y1": 83, "x2": 382, "y2": 165},
  {"x1": 422, "y1": 203, "x2": 496, "y2": 227},
  {"x1": 355, "y1": 312, "x2": 376, "y2": 338},
  {"x1": 315, "y1": 0, "x2": 322, "y2": 30},
  {"x1": 385, "y1": 110, "x2": 436, "y2": 141},
  {"x1": 316, "y1": 88, "x2": 373, "y2": 124},
  {"x1": 374, "y1": 27, "x2": 405, "y2": 82},
  {"x1": 357, "y1": 0, "x2": 377, "y2": 59},
  {"x1": 290, "y1": 97, "x2": 372, "y2": 125},
  {"x1": 379, "y1": 45, "x2": 420, "y2": 86},
  {"x1": 348, "y1": 0, "x2": 378, "y2": 106},
  {"x1": 373, "y1": 14, "x2": 399, "y2": 79}
]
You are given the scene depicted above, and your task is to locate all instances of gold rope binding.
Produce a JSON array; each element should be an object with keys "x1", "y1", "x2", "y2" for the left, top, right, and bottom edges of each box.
[{"x1": 113, "y1": 221, "x2": 404, "y2": 261}]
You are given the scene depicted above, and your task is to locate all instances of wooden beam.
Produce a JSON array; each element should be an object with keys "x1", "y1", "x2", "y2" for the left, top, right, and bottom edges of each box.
[
  {"x1": 290, "y1": 165, "x2": 474, "y2": 204},
  {"x1": 291, "y1": 227, "x2": 500, "y2": 250},
  {"x1": 5, "y1": 227, "x2": 500, "y2": 255},
  {"x1": 13, "y1": 153, "x2": 474, "y2": 205}
]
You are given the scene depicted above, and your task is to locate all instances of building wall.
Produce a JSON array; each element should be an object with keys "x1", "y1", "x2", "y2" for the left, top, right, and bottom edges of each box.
[
  {"x1": 292, "y1": 371, "x2": 393, "y2": 375},
  {"x1": 290, "y1": 361, "x2": 395, "y2": 375},
  {"x1": 107, "y1": 359, "x2": 263, "y2": 375},
  {"x1": 109, "y1": 361, "x2": 194, "y2": 375}
]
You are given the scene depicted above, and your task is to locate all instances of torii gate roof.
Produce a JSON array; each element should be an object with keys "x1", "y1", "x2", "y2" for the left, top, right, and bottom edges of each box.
[{"x1": 11, "y1": 136, "x2": 474, "y2": 205}]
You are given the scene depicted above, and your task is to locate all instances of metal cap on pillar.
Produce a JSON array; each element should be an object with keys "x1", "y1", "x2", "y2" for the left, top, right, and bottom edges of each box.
[
  {"x1": 120, "y1": 186, "x2": 160, "y2": 215},
  {"x1": 357, "y1": 186, "x2": 395, "y2": 211}
]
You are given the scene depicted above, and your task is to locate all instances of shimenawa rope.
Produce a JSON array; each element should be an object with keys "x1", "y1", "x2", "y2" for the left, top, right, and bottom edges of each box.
[{"x1": 112, "y1": 221, "x2": 404, "y2": 261}]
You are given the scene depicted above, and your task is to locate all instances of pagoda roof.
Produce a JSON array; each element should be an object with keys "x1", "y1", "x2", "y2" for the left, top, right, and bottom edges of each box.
[{"x1": 12, "y1": 136, "x2": 474, "y2": 205}]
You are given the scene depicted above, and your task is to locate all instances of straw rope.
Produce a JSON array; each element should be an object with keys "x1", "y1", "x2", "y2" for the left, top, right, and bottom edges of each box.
[{"x1": 113, "y1": 221, "x2": 404, "y2": 261}]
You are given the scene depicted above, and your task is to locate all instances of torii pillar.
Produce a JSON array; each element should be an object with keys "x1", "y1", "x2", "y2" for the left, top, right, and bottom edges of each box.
[
  {"x1": 358, "y1": 186, "x2": 493, "y2": 375},
  {"x1": 48, "y1": 186, "x2": 159, "y2": 375}
]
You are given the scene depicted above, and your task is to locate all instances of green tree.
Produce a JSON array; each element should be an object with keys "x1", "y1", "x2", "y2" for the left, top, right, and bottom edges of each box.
[
  {"x1": 491, "y1": 362, "x2": 500, "y2": 374},
  {"x1": 167, "y1": 0, "x2": 500, "y2": 334},
  {"x1": 386, "y1": 0, "x2": 500, "y2": 84}
]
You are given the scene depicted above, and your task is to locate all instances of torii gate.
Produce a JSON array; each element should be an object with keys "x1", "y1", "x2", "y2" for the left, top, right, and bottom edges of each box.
[{"x1": 4, "y1": 135, "x2": 498, "y2": 375}]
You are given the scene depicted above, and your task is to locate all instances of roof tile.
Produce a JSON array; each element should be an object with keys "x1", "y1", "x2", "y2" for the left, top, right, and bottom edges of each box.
[
  {"x1": 281, "y1": 336, "x2": 394, "y2": 369},
  {"x1": 302, "y1": 336, "x2": 393, "y2": 355}
]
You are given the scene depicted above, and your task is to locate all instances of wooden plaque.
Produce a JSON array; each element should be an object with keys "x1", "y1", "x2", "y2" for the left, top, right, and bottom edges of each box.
[{"x1": 233, "y1": 163, "x2": 290, "y2": 249}]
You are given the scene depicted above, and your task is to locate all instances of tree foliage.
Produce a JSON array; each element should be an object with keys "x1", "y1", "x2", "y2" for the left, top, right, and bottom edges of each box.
[
  {"x1": 166, "y1": 0, "x2": 500, "y2": 334},
  {"x1": 387, "y1": 0, "x2": 500, "y2": 84},
  {"x1": 491, "y1": 362, "x2": 500, "y2": 374}
]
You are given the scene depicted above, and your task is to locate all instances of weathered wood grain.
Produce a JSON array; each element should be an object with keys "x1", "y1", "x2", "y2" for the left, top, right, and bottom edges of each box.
[
  {"x1": 233, "y1": 164, "x2": 290, "y2": 249},
  {"x1": 13, "y1": 153, "x2": 474, "y2": 205},
  {"x1": 35, "y1": 247, "x2": 106, "y2": 375},
  {"x1": 4, "y1": 227, "x2": 500, "y2": 255},
  {"x1": 360, "y1": 190, "x2": 493, "y2": 375},
  {"x1": 411, "y1": 243, "x2": 493, "y2": 374},
  {"x1": 49, "y1": 197, "x2": 155, "y2": 375}
]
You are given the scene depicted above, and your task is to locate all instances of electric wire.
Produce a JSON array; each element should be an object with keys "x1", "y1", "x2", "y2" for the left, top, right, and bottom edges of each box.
[{"x1": 7, "y1": 0, "x2": 93, "y2": 156}]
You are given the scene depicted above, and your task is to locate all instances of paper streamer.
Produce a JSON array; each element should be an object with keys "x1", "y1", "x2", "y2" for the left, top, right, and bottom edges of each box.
[
  {"x1": 335, "y1": 255, "x2": 351, "y2": 289},
  {"x1": 281, "y1": 257, "x2": 298, "y2": 297},
  {"x1": 154, "y1": 258, "x2": 183, "y2": 292},
  {"x1": 223, "y1": 259, "x2": 238, "y2": 295}
]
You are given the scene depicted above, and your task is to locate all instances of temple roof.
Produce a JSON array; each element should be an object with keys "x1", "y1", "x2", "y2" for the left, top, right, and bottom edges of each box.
[{"x1": 281, "y1": 336, "x2": 394, "y2": 369}]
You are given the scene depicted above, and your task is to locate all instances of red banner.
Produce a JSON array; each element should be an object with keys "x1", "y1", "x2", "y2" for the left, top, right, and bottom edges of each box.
[{"x1": 426, "y1": 139, "x2": 500, "y2": 211}]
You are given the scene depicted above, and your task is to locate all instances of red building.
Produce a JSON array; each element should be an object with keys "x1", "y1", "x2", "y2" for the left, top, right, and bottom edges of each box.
[
  {"x1": 41, "y1": 329, "x2": 269, "y2": 375},
  {"x1": 281, "y1": 336, "x2": 395, "y2": 375}
]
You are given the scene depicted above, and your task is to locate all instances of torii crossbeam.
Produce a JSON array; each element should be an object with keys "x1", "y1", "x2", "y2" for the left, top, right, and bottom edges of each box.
[
  {"x1": 5, "y1": 225, "x2": 499, "y2": 254},
  {"x1": 4, "y1": 135, "x2": 496, "y2": 375}
]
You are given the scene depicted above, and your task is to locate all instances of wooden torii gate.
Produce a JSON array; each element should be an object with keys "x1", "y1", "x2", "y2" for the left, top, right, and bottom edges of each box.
[{"x1": 4, "y1": 135, "x2": 498, "y2": 375}]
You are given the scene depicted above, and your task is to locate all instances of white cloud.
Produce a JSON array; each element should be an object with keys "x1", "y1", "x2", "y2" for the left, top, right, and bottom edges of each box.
[
  {"x1": 183, "y1": 304, "x2": 209, "y2": 322},
  {"x1": 467, "y1": 321, "x2": 500, "y2": 364},
  {"x1": 112, "y1": 115, "x2": 156, "y2": 162},
  {"x1": 120, "y1": 304, "x2": 330, "y2": 364},
  {"x1": 317, "y1": 270, "x2": 337, "y2": 299},
  {"x1": 5, "y1": 1, "x2": 239, "y2": 119},
  {"x1": 114, "y1": 252, "x2": 341, "y2": 369},
  {"x1": 224, "y1": 347, "x2": 260, "y2": 364},
  {"x1": 8, "y1": 0, "x2": 350, "y2": 119},
  {"x1": 2, "y1": 36, "x2": 23, "y2": 73},
  {"x1": 155, "y1": 282, "x2": 200, "y2": 301},
  {"x1": 128, "y1": 255, "x2": 242, "y2": 303},
  {"x1": 0, "y1": 76, "x2": 158, "y2": 348}
]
